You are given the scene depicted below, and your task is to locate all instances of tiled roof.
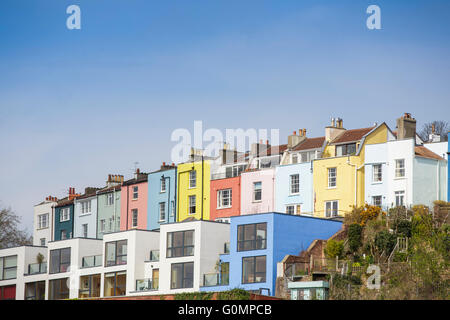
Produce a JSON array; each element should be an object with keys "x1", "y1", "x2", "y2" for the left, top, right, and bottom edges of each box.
[
  {"x1": 292, "y1": 137, "x2": 326, "y2": 151},
  {"x1": 330, "y1": 127, "x2": 375, "y2": 144},
  {"x1": 55, "y1": 197, "x2": 73, "y2": 208},
  {"x1": 96, "y1": 185, "x2": 121, "y2": 195},
  {"x1": 415, "y1": 146, "x2": 444, "y2": 160},
  {"x1": 122, "y1": 173, "x2": 149, "y2": 186},
  {"x1": 264, "y1": 144, "x2": 288, "y2": 156},
  {"x1": 76, "y1": 188, "x2": 101, "y2": 200}
]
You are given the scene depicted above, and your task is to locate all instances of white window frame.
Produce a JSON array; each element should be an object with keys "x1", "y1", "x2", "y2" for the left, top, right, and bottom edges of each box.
[
  {"x1": 82, "y1": 224, "x2": 88, "y2": 238},
  {"x1": 286, "y1": 205, "x2": 295, "y2": 215},
  {"x1": 328, "y1": 168, "x2": 337, "y2": 188},
  {"x1": 395, "y1": 159, "x2": 405, "y2": 178},
  {"x1": 38, "y1": 213, "x2": 49, "y2": 229},
  {"x1": 372, "y1": 195, "x2": 382, "y2": 207},
  {"x1": 159, "y1": 202, "x2": 166, "y2": 221},
  {"x1": 217, "y1": 189, "x2": 232, "y2": 209},
  {"x1": 80, "y1": 200, "x2": 92, "y2": 215},
  {"x1": 372, "y1": 164, "x2": 382, "y2": 183},
  {"x1": 60, "y1": 208, "x2": 70, "y2": 222},
  {"x1": 132, "y1": 209, "x2": 138, "y2": 227},
  {"x1": 133, "y1": 186, "x2": 139, "y2": 199},
  {"x1": 325, "y1": 201, "x2": 338, "y2": 217},
  {"x1": 40, "y1": 238, "x2": 46, "y2": 246},
  {"x1": 395, "y1": 191, "x2": 405, "y2": 207},
  {"x1": 189, "y1": 170, "x2": 197, "y2": 189},
  {"x1": 290, "y1": 174, "x2": 300, "y2": 195},
  {"x1": 188, "y1": 195, "x2": 196, "y2": 215},
  {"x1": 106, "y1": 193, "x2": 114, "y2": 206},
  {"x1": 160, "y1": 178, "x2": 166, "y2": 193},
  {"x1": 253, "y1": 182, "x2": 262, "y2": 202}
]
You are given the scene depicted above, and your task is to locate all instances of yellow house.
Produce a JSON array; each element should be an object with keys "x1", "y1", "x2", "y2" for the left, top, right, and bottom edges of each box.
[
  {"x1": 313, "y1": 119, "x2": 392, "y2": 218},
  {"x1": 176, "y1": 160, "x2": 211, "y2": 221}
]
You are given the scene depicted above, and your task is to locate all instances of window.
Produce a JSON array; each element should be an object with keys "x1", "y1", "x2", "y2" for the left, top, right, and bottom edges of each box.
[
  {"x1": 188, "y1": 195, "x2": 196, "y2": 214},
  {"x1": 291, "y1": 153, "x2": 298, "y2": 164},
  {"x1": 104, "y1": 271, "x2": 126, "y2": 297},
  {"x1": 38, "y1": 213, "x2": 49, "y2": 229},
  {"x1": 290, "y1": 174, "x2": 300, "y2": 194},
  {"x1": 253, "y1": 182, "x2": 262, "y2": 202},
  {"x1": 325, "y1": 201, "x2": 338, "y2": 217},
  {"x1": 395, "y1": 191, "x2": 405, "y2": 207},
  {"x1": 49, "y1": 278, "x2": 69, "y2": 300},
  {"x1": 105, "y1": 240, "x2": 127, "y2": 267},
  {"x1": 171, "y1": 262, "x2": 194, "y2": 289},
  {"x1": 133, "y1": 186, "x2": 139, "y2": 199},
  {"x1": 60, "y1": 207, "x2": 70, "y2": 222},
  {"x1": 225, "y1": 165, "x2": 246, "y2": 178},
  {"x1": 49, "y1": 248, "x2": 71, "y2": 274},
  {"x1": 395, "y1": 159, "x2": 405, "y2": 178},
  {"x1": 160, "y1": 178, "x2": 166, "y2": 192},
  {"x1": 189, "y1": 170, "x2": 197, "y2": 188},
  {"x1": 25, "y1": 281, "x2": 45, "y2": 300},
  {"x1": 60, "y1": 230, "x2": 67, "y2": 240},
  {"x1": 82, "y1": 224, "x2": 88, "y2": 238},
  {"x1": 286, "y1": 204, "x2": 301, "y2": 215},
  {"x1": 81, "y1": 200, "x2": 91, "y2": 214},
  {"x1": 159, "y1": 202, "x2": 166, "y2": 221},
  {"x1": 106, "y1": 193, "x2": 114, "y2": 206},
  {"x1": 0, "y1": 255, "x2": 17, "y2": 280},
  {"x1": 217, "y1": 189, "x2": 232, "y2": 209},
  {"x1": 373, "y1": 164, "x2": 382, "y2": 182},
  {"x1": 79, "y1": 274, "x2": 101, "y2": 299},
  {"x1": 242, "y1": 256, "x2": 266, "y2": 284},
  {"x1": 328, "y1": 168, "x2": 337, "y2": 188},
  {"x1": 100, "y1": 219, "x2": 106, "y2": 232},
  {"x1": 336, "y1": 143, "x2": 356, "y2": 156},
  {"x1": 170, "y1": 201, "x2": 175, "y2": 217},
  {"x1": 237, "y1": 223, "x2": 267, "y2": 251},
  {"x1": 372, "y1": 196, "x2": 382, "y2": 207},
  {"x1": 167, "y1": 230, "x2": 194, "y2": 258},
  {"x1": 132, "y1": 209, "x2": 138, "y2": 227},
  {"x1": 40, "y1": 238, "x2": 46, "y2": 246}
]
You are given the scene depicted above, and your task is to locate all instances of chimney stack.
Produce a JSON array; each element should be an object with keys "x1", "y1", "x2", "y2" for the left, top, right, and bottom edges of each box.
[
  {"x1": 396, "y1": 113, "x2": 416, "y2": 140},
  {"x1": 288, "y1": 129, "x2": 306, "y2": 149},
  {"x1": 325, "y1": 117, "x2": 346, "y2": 142}
]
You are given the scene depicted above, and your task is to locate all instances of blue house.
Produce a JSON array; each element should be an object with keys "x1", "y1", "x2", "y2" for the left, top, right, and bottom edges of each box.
[
  {"x1": 147, "y1": 163, "x2": 177, "y2": 230},
  {"x1": 200, "y1": 212, "x2": 342, "y2": 296},
  {"x1": 54, "y1": 199, "x2": 75, "y2": 241},
  {"x1": 275, "y1": 163, "x2": 314, "y2": 215}
]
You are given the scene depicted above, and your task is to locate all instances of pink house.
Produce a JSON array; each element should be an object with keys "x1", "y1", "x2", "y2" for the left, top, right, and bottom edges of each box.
[
  {"x1": 240, "y1": 168, "x2": 276, "y2": 215},
  {"x1": 120, "y1": 169, "x2": 149, "y2": 230}
]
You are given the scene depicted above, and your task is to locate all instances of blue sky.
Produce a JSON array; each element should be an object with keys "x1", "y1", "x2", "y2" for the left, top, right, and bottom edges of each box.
[{"x1": 0, "y1": 0, "x2": 449, "y2": 233}]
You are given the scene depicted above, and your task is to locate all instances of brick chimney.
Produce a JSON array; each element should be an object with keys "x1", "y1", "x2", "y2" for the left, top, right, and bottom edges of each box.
[
  {"x1": 68, "y1": 187, "x2": 80, "y2": 201},
  {"x1": 288, "y1": 130, "x2": 306, "y2": 149},
  {"x1": 325, "y1": 117, "x2": 346, "y2": 142},
  {"x1": 396, "y1": 113, "x2": 416, "y2": 140}
]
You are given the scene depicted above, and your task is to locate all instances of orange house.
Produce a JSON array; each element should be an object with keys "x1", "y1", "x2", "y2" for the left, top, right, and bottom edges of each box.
[{"x1": 210, "y1": 176, "x2": 241, "y2": 221}]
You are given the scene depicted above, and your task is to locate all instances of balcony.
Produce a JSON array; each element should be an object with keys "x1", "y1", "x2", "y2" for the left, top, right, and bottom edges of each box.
[
  {"x1": 81, "y1": 255, "x2": 102, "y2": 268},
  {"x1": 135, "y1": 279, "x2": 159, "y2": 291},
  {"x1": 149, "y1": 250, "x2": 160, "y2": 262},
  {"x1": 26, "y1": 262, "x2": 47, "y2": 275},
  {"x1": 202, "y1": 272, "x2": 229, "y2": 287}
]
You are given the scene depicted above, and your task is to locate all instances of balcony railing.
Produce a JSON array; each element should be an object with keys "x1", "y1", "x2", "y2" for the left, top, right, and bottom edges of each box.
[
  {"x1": 149, "y1": 250, "x2": 160, "y2": 262},
  {"x1": 26, "y1": 262, "x2": 47, "y2": 275},
  {"x1": 223, "y1": 242, "x2": 230, "y2": 254},
  {"x1": 135, "y1": 279, "x2": 159, "y2": 291},
  {"x1": 202, "y1": 272, "x2": 229, "y2": 287},
  {"x1": 81, "y1": 255, "x2": 102, "y2": 268}
]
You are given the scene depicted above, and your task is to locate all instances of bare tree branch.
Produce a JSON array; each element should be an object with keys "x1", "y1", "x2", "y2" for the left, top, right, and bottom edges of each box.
[
  {"x1": 0, "y1": 206, "x2": 32, "y2": 249},
  {"x1": 419, "y1": 121, "x2": 449, "y2": 142}
]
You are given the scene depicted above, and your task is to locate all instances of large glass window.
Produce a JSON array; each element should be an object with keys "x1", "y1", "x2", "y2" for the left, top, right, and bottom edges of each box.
[
  {"x1": 171, "y1": 262, "x2": 194, "y2": 289},
  {"x1": 253, "y1": 182, "x2": 262, "y2": 202},
  {"x1": 167, "y1": 230, "x2": 194, "y2": 258},
  {"x1": 104, "y1": 271, "x2": 126, "y2": 297},
  {"x1": 79, "y1": 274, "x2": 101, "y2": 298},
  {"x1": 49, "y1": 248, "x2": 71, "y2": 274},
  {"x1": 217, "y1": 189, "x2": 232, "y2": 209},
  {"x1": 25, "y1": 281, "x2": 45, "y2": 300},
  {"x1": 49, "y1": 278, "x2": 69, "y2": 300},
  {"x1": 290, "y1": 174, "x2": 300, "y2": 194},
  {"x1": 0, "y1": 255, "x2": 17, "y2": 280},
  {"x1": 105, "y1": 240, "x2": 127, "y2": 267},
  {"x1": 328, "y1": 168, "x2": 337, "y2": 188},
  {"x1": 242, "y1": 256, "x2": 266, "y2": 284},
  {"x1": 237, "y1": 223, "x2": 267, "y2": 252}
]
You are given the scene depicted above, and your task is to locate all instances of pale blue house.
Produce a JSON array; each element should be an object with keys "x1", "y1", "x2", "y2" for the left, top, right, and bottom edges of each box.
[
  {"x1": 73, "y1": 188, "x2": 99, "y2": 239},
  {"x1": 147, "y1": 163, "x2": 177, "y2": 230},
  {"x1": 275, "y1": 163, "x2": 314, "y2": 215}
]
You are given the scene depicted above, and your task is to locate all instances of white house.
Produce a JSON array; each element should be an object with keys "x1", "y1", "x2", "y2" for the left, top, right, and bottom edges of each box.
[{"x1": 33, "y1": 197, "x2": 58, "y2": 246}]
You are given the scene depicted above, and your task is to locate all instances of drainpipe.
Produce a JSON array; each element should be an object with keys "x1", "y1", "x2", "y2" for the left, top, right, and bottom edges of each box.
[
  {"x1": 201, "y1": 155, "x2": 204, "y2": 221},
  {"x1": 347, "y1": 157, "x2": 364, "y2": 207}
]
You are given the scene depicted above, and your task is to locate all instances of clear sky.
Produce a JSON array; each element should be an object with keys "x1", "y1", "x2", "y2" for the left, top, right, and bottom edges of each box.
[{"x1": 0, "y1": 0, "x2": 449, "y2": 234}]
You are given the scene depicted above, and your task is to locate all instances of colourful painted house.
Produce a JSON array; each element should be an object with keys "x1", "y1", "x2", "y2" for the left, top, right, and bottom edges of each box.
[
  {"x1": 176, "y1": 160, "x2": 211, "y2": 221},
  {"x1": 240, "y1": 168, "x2": 276, "y2": 215},
  {"x1": 96, "y1": 175, "x2": 123, "y2": 239},
  {"x1": 147, "y1": 163, "x2": 177, "y2": 230},
  {"x1": 312, "y1": 118, "x2": 392, "y2": 217},
  {"x1": 73, "y1": 187, "x2": 99, "y2": 239},
  {"x1": 54, "y1": 188, "x2": 80, "y2": 241},
  {"x1": 120, "y1": 169, "x2": 149, "y2": 230},
  {"x1": 210, "y1": 176, "x2": 241, "y2": 222}
]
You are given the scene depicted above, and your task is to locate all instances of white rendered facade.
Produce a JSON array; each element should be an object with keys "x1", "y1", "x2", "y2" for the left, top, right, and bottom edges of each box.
[{"x1": 33, "y1": 199, "x2": 57, "y2": 246}]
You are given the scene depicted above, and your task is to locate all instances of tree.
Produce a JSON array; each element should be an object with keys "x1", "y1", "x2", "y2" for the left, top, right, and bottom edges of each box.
[
  {"x1": 419, "y1": 121, "x2": 449, "y2": 142},
  {"x1": 348, "y1": 224, "x2": 363, "y2": 253},
  {"x1": 0, "y1": 206, "x2": 32, "y2": 249}
]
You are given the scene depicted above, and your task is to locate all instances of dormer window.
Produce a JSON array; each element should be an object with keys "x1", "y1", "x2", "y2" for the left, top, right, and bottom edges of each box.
[{"x1": 336, "y1": 143, "x2": 357, "y2": 156}]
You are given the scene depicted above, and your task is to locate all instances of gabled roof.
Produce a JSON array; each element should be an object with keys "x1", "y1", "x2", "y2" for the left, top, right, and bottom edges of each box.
[
  {"x1": 415, "y1": 146, "x2": 445, "y2": 160},
  {"x1": 292, "y1": 137, "x2": 326, "y2": 151},
  {"x1": 263, "y1": 144, "x2": 288, "y2": 156},
  {"x1": 97, "y1": 185, "x2": 121, "y2": 195},
  {"x1": 122, "y1": 173, "x2": 149, "y2": 186},
  {"x1": 330, "y1": 127, "x2": 375, "y2": 144}
]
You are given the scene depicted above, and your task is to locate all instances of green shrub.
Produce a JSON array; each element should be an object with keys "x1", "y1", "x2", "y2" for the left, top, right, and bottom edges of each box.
[
  {"x1": 395, "y1": 220, "x2": 412, "y2": 238},
  {"x1": 324, "y1": 239, "x2": 344, "y2": 259},
  {"x1": 174, "y1": 292, "x2": 214, "y2": 300},
  {"x1": 375, "y1": 230, "x2": 396, "y2": 254},
  {"x1": 216, "y1": 288, "x2": 250, "y2": 300},
  {"x1": 348, "y1": 224, "x2": 363, "y2": 253}
]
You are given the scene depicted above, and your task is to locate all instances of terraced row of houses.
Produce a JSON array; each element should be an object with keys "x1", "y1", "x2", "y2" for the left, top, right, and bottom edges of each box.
[{"x1": 0, "y1": 113, "x2": 448, "y2": 300}]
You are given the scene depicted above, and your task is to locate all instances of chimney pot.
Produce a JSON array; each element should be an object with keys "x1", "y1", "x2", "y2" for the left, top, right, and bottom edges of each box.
[
  {"x1": 293, "y1": 131, "x2": 296, "y2": 135},
  {"x1": 266, "y1": 140, "x2": 269, "y2": 145},
  {"x1": 163, "y1": 162, "x2": 166, "y2": 166}
]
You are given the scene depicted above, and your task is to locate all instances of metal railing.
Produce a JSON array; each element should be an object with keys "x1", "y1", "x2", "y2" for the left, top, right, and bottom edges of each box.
[
  {"x1": 202, "y1": 272, "x2": 229, "y2": 287},
  {"x1": 81, "y1": 255, "x2": 102, "y2": 268},
  {"x1": 27, "y1": 262, "x2": 47, "y2": 275},
  {"x1": 135, "y1": 279, "x2": 159, "y2": 291},
  {"x1": 149, "y1": 250, "x2": 160, "y2": 261}
]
